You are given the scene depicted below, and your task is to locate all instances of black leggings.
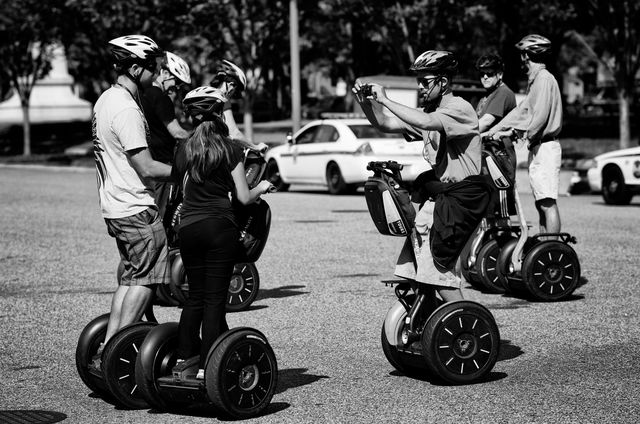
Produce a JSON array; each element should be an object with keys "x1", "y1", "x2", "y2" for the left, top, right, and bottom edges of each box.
[{"x1": 177, "y1": 217, "x2": 241, "y2": 368}]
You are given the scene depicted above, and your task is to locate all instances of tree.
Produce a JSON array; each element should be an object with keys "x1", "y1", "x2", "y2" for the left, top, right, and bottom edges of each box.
[
  {"x1": 0, "y1": 0, "x2": 63, "y2": 155},
  {"x1": 571, "y1": 0, "x2": 640, "y2": 148}
]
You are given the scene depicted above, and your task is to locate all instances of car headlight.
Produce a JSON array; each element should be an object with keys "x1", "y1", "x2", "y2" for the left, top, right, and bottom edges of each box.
[{"x1": 354, "y1": 142, "x2": 373, "y2": 155}]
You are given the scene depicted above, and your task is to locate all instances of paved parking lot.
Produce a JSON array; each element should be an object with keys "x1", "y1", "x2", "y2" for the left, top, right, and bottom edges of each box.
[{"x1": 0, "y1": 165, "x2": 639, "y2": 423}]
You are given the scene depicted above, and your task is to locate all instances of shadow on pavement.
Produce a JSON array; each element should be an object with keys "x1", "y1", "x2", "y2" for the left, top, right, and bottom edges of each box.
[
  {"x1": 497, "y1": 339, "x2": 524, "y2": 362},
  {"x1": 257, "y1": 285, "x2": 308, "y2": 301},
  {"x1": 275, "y1": 368, "x2": 330, "y2": 395}
]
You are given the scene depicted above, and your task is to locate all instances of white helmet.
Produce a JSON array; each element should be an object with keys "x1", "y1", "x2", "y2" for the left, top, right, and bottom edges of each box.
[
  {"x1": 183, "y1": 86, "x2": 228, "y2": 121},
  {"x1": 164, "y1": 51, "x2": 191, "y2": 84},
  {"x1": 108, "y1": 35, "x2": 162, "y2": 66}
]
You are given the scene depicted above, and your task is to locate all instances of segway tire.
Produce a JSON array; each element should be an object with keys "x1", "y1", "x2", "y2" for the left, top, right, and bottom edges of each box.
[
  {"x1": 476, "y1": 239, "x2": 507, "y2": 294},
  {"x1": 206, "y1": 328, "x2": 278, "y2": 419},
  {"x1": 380, "y1": 324, "x2": 428, "y2": 376},
  {"x1": 134, "y1": 322, "x2": 181, "y2": 411},
  {"x1": 75, "y1": 313, "x2": 111, "y2": 399},
  {"x1": 226, "y1": 263, "x2": 260, "y2": 312},
  {"x1": 522, "y1": 241, "x2": 580, "y2": 301},
  {"x1": 102, "y1": 322, "x2": 157, "y2": 409},
  {"x1": 421, "y1": 301, "x2": 500, "y2": 385}
]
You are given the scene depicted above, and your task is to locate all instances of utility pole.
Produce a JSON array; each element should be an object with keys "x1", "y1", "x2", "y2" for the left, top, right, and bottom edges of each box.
[{"x1": 289, "y1": 0, "x2": 301, "y2": 133}]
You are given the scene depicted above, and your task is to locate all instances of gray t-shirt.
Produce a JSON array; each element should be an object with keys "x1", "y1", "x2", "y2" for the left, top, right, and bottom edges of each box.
[{"x1": 400, "y1": 93, "x2": 481, "y2": 183}]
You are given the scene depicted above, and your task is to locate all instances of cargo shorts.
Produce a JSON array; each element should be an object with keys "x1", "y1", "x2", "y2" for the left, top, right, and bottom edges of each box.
[
  {"x1": 394, "y1": 201, "x2": 462, "y2": 289},
  {"x1": 105, "y1": 207, "x2": 170, "y2": 287}
]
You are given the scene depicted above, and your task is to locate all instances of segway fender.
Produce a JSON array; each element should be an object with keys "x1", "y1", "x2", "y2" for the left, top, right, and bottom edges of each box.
[
  {"x1": 170, "y1": 254, "x2": 184, "y2": 287},
  {"x1": 137, "y1": 322, "x2": 179, "y2": 380},
  {"x1": 77, "y1": 313, "x2": 110, "y2": 363},
  {"x1": 383, "y1": 301, "x2": 407, "y2": 347}
]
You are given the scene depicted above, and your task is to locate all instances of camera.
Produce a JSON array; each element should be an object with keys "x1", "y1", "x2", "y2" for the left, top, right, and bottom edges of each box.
[{"x1": 360, "y1": 84, "x2": 373, "y2": 97}]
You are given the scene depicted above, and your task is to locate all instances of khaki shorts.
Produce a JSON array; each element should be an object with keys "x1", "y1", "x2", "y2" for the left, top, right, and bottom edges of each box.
[
  {"x1": 105, "y1": 207, "x2": 169, "y2": 286},
  {"x1": 528, "y1": 141, "x2": 561, "y2": 201},
  {"x1": 394, "y1": 201, "x2": 462, "y2": 289}
]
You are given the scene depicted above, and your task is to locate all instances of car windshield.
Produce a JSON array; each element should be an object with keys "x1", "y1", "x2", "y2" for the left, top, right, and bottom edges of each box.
[{"x1": 348, "y1": 125, "x2": 401, "y2": 139}]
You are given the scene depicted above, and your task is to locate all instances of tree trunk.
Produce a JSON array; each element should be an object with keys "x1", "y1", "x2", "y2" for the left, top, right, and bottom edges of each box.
[
  {"x1": 21, "y1": 103, "x2": 31, "y2": 156},
  {"x1": 617, "y1": 90, "x2": 631, "y2": 149}
]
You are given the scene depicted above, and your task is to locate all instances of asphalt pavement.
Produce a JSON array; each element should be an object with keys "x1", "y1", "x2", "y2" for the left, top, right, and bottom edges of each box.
[{"x1": 0, "y1": 165, "x2": 639, "y2": 424}]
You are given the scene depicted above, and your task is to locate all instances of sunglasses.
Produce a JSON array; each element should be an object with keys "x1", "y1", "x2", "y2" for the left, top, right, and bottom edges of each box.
[
  {"x1": 416, "y1": 76, "x2": 439, "y2": 87},
  {"x1": 479, "y1": 71, "x2": 497, "y2": 78}
]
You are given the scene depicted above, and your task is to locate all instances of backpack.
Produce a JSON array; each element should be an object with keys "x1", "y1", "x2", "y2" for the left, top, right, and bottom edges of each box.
[{"x1": 364, "y1": 161, "x2": 416, "y2": 237}]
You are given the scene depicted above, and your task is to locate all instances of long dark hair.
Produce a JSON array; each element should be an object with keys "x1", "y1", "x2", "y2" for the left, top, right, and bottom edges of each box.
[{"x1": 183, "y1": 115, "x2": 234, "y2": 184}]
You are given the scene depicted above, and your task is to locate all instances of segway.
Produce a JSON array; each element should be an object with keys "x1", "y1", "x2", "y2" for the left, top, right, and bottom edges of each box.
[
  {"x1": 75, "y1": 305, "x2": 159, "y2": 409},
  {"x1": 364, "y1": 161, "x2": 500, "y2": 384},
  {"x1": 460, "y1": 135, "x2": 520, "y2": 294},
  {"x1": 493, "y1": 142, "x2": 581, "y2": 301},
  {"x1": 135, "y1": 323, "x2": 278, "y2": 419},
  {"x1": 165, "y1": 148, "x2": 271, "y2": 312}
]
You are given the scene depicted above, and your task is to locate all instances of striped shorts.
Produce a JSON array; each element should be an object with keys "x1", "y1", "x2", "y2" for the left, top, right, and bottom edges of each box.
[{"x1": 105, "y1": 207, "x2": 170, "y2": 287}]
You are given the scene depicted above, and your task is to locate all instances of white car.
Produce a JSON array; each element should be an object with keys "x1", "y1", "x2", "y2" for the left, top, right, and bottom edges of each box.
[
  {"x1": 264, "y1": 118, "x2": 430, "y2": 194},
  {"x1": 587, "y1": 146, "x2": 640, "y2": 204}
]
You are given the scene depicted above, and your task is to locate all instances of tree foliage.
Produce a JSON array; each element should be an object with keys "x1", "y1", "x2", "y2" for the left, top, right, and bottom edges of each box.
[{"x1": 0, "y1": 0, "x2": 65, "y2": 155}]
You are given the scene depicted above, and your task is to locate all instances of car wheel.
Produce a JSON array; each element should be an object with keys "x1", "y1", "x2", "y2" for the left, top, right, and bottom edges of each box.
[
  {"x1": 265, "y1": 160, "x2": 289, "y2": 192},
  {"x1": 326, "y1": 162, "x2": 355, "y2": 194},
  {"x1": 602, "y1": 167, "x2": 632, "y2": 205}
]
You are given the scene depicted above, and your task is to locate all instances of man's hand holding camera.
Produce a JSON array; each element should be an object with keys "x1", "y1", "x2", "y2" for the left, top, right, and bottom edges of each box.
[{"x1": 352, "y1": 80, "x2": 387, "y2": 105}]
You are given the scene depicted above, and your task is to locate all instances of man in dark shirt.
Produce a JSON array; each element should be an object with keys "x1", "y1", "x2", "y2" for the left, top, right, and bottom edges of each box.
[{"x1": 141, "y1": 51, "x2": 191, "y2": 219}]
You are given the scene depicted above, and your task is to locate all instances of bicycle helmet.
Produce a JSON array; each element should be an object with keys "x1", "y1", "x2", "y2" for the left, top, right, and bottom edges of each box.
[
  {"x1": 410, "y1": 50, "x2": 458, "y2": 75},
  {"x1": 515, "y1": 34, "x2": 551, "y2": 56},
  {"x1": 476, "y1": 54, "x2": 504, "y2": 72},
  {"x1": 210, "y1": 60, "x2": 247, "y2": 98},
  {"x1": 164, "y1": 51, "x2": 191, "y2": 85},
  {"x1": 183, "y1": 86, "x2": 228, "y2": 121},
  {"x1": 108, "y1": 35, "x2": 162, "y2": 68}
]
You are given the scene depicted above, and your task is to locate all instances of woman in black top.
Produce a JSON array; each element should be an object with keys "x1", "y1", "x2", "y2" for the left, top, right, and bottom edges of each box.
[{"x1": 172, "y1": 86, "x2": 274, "y2": 379}]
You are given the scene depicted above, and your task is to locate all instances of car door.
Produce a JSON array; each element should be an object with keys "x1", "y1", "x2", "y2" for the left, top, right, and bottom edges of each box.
[
  {"x1": 293, "y1": 124, "x2": 340, "y2": 183},
  {"x1": 282, "y1": 124, "x2": 320, "y2": 182}
]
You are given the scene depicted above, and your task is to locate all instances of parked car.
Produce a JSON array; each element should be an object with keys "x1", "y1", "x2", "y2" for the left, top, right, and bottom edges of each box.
[
  {"x1": 264, "y1": 116, "x2": 431, "y2": 194},
  {"x1": 587, "y1": 146, "x2": 640, "y2": 204}
]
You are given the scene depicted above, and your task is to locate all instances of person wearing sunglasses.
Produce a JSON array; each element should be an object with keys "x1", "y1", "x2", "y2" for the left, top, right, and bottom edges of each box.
[
  {"x1": 486, "y1": 34, "x2": 563, "y2": 237},
  {"x1": 354, "y1": 50, "x2": 491, "y2": 306},
  {"x1": 141, "y1": 51, "x2": 192, "y2": 220},
  {"x1": 475, "y1": 53, "x2": 517, "y2": 133}
]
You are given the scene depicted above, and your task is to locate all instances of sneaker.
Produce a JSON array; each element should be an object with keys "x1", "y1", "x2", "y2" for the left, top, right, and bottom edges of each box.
[{"x1": 196, "y1": 369, "x2": 205, "y2": 380}]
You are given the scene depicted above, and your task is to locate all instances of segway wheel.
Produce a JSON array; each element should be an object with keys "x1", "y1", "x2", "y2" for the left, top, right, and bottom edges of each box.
[
  {"x1": 522, "y1": 241, "x2": 581, "y2": 301},
  {"x1": 102, "y1": 322, "x2": 157, "y2": 409},
  {"x1": 206, "y1": 328, "x2": 277, "y2": 419},
  {"x1": 75, "y1": 313, "x2": 111, "y2": 399},
  {"x1": 380, "y1": 323, "x2": 428, "y2": 376},
  {"x1": 476, "y1": 239, "x2": 507, "y2": 294},
  {"x1": 421, "y1": 301, "x2": 500, "y2": 385},
  {"x1": 134, "y1": 323, "x2": 181, "y2": 411},
  {"x1": 226, "y1": 263, "x2": 260, "y2": 312}
]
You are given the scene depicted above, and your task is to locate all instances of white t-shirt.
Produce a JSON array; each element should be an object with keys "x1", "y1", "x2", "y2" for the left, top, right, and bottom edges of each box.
[{"x1": 93, "y1": 85, "x2": 155, "y2": 219}]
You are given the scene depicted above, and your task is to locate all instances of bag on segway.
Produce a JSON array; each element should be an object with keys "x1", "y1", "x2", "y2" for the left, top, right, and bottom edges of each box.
[
  {"x1": 364, "y1": 161, "x2": 415, "y2": 237},
  {"x1": 235, "y1": 200, "x2": 272, "y2": 262}
]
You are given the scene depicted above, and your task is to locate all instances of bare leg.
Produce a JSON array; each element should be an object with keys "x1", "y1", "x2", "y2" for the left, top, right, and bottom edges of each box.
[
  {"x1": 103, "y1": 285, "x2": 154, "y2": 345},
  {"x1": 536, "y1": 198, "x2": 561, "y2": 235},
  {"x1": 119, "y1": 285, "x2": 154, "y2": 328},
  {"x1": 438, "y1": 287, "x2": 464, "y2": 302},
  {"x1": 104, "y1": 285, "x2": 128, "y2": 345}
]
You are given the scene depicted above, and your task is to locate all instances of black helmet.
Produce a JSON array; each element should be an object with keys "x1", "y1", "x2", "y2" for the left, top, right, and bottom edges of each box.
[
  {"x1": 476, "y1": 54, "x2": 504, "y2": 72},
  {"x1": 410, "y1": 50, "x2": 458, "y2": 75}
]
